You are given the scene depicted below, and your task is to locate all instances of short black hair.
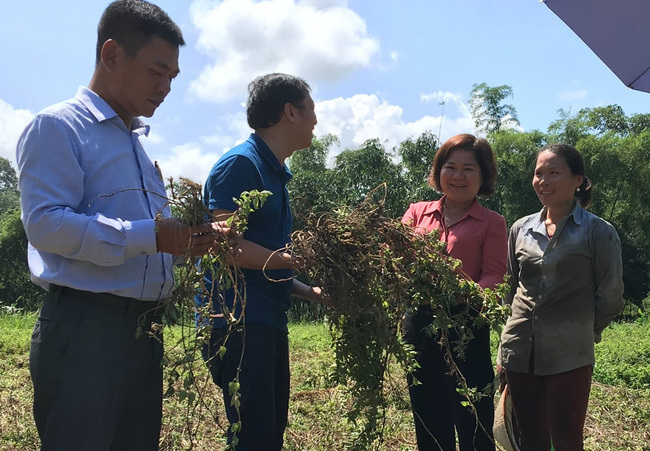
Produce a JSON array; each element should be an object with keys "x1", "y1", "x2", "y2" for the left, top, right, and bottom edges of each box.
[
  {"x1": 246, "y1": 73, "x2": 311, "y2": 129},
  {"x1": 428, "y1": 133, "x2": 498, "y2": 197},
  {"x1": 96, "y1": 0, "x2": 185, "y2": 64}
]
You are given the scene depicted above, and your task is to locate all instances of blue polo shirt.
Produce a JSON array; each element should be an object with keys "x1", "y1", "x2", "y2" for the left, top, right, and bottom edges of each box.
[{"x1": 198, "y1": 134, "x2": 294, "y2": 332}]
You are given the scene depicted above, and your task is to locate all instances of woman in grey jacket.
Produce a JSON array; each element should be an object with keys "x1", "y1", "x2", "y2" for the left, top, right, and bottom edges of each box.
[{"x1": 499, "y1": 143, "x2": 624, "y2": 451}]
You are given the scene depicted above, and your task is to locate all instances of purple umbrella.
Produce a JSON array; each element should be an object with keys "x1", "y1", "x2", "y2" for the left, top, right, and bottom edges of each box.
[{"x1": 544, "y1": 0, "x2": 650, "y2": 93}]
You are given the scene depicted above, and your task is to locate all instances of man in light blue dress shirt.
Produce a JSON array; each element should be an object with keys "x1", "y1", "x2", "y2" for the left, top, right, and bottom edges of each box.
[{"x1": 15, "y1": 1, "x2": 236, "y2": 450}]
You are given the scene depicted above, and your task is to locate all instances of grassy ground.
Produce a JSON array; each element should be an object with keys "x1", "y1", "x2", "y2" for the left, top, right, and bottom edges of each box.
[{"x1": 1, "y1": 315, "x2": 649, "y2": 450}]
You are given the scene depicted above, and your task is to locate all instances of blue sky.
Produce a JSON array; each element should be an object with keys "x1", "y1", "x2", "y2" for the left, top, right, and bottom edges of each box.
[{"x1": 1, "y1": 0, "x2": 648, "y2": 184}]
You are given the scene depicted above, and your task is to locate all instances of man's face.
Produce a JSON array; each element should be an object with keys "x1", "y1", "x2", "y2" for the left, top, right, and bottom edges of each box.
[
  {"x1": 111, "y1": 36, "x2": 180, "y2": 122},
  {"x1": 295, "y1": 94, "x2": 318, "y2": 150}
]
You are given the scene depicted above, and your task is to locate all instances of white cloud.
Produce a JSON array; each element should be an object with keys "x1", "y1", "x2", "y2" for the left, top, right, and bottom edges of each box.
[
  {"x1": 188, "y1": 0, "x2": 380, "y2": 103},
  {"x1": 143, "y1": 130, "x2": 164, "y2": 145},
  {"x1": 149, "y1": 112, "x2": 251, "y2": 183},
  {"x1": 158, "y1": 92, "x2": 478, "y2": 181},
  {"x1": 301, "y1": 0, "x2": 349, "y2": 7},
  {"x1": 0, "y1": 99, "x2": 33, "y2": 168},
  {"x1": 153, "y1": 143, "x2": 223, "y2": 185},
  {"x1": 558, "y1": 88, "x2": 588, "y2": 102},
  {"x1": 420, "y1": 91, "x2": 463, "y2": 106},
  {"x1": 500, "y1": 114, "x2": 525, "y2": 133},
  {"x1": 314, "y1": 93, "x2": 475, "y2": 160}
]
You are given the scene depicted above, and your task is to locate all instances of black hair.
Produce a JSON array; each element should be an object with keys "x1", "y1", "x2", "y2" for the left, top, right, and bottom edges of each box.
[
  {"x1": 96, "y1": 0, "x2": 185, "y2": 64},
  {"x1": 246, "y1": 73, "x2": 311, "y2": 129}
]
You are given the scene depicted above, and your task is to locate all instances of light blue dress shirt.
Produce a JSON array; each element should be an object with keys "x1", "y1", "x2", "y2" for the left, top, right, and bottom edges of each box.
[{"x1": 16, "y1": 87, "x2": 173, "y2": 300}]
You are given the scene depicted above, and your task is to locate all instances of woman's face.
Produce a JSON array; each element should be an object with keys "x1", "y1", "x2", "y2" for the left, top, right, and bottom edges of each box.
[
  {"x1": 439, "y1": 149, "x2": 482, "y2": 204},
  {"x1": 533, "y1": 150, "x2": 583, "y2": 210}
]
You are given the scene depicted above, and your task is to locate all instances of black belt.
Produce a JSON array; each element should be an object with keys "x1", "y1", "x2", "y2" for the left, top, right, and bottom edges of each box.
[{"x1": 53, "y1": 285, "x2": 165, "y2": 316}]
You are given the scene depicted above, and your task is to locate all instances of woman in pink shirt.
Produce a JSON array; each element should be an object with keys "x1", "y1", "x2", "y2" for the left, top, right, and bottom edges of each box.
[{"x1": 402, "y1": 134, "x2": 507, "y2": 450}]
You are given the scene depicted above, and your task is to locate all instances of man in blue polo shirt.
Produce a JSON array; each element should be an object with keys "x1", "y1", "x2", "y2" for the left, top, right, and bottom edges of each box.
[{"x1": 199, "y1": 73, "x2": 324, "y2": 450}]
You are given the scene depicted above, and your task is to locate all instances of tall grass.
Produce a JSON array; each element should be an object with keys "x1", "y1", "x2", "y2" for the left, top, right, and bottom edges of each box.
[{"x1": 1, "y1": 314, "x2": 649, "y2": 450}]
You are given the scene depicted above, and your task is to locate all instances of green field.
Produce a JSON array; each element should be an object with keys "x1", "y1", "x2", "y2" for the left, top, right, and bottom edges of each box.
[{"x1": 1, "y1": 314, "x2": 649, "y2": 450}]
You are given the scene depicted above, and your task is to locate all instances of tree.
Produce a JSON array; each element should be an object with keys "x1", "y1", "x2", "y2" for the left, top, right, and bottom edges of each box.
[
  {"x1": 288, "y1": 135, "x2": 341, "y2": 231},
  {"x1": 287, "y1": 136, "x2": 341, "y2": 321},
  {"x1": 469, "y1": 83, "x2": 520, "y2": 136},
  {"x1": 288, "y1": 134, "x2": 336, "y2": 173},
  {"x1": 397, "y1": 131, "x2": 439, "y2": 205},
  {"x1": 333, "y1": 139, "x2": 407, "y2": 218},
  {"x1": 577, "y1": 132, "x2": 650, "y2": 303},
  {"x1": 0, "y1": 157, "x2": 20, "y2": 215},
  {"x1": 486, "y1": 129, "x2": 545, "y2": 226},
  {"x1": 0, "y1": 208, "x2": 43, "y2": 310},
  {"x1": 548, "y1": 106, "x2": 630, "y2": 143},
  {"x1": 286, "y1": 98, "x2": 650, "y2": 309},
  {"x1": 629, "y1": 113, "x2": 650, "y2": 135},
  {"x1": 0, "y1": 158, "x2": 40, "y2": 310}
]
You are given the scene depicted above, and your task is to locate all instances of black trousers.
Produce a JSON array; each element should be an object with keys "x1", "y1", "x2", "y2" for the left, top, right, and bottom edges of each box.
[
  {"x1": 30, "y1": 286, "x2": 164, "y2": 451},
  {"x1": 403, "y1": 306, "x2": 496, "y2": 451},
  {"x1": 202, "y1": 323, "x2": 290, "y2": 451}
]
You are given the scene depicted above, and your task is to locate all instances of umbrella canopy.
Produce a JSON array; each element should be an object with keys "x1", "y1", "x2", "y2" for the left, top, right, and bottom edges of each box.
[{"x1": 544, "y1": 0, "x2": 650, "y2": 93}]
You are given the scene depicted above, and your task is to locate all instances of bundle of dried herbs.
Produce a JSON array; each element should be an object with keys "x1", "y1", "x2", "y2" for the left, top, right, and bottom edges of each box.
[{"x1": 289, "y1": 185, "x2": 510, "y2": 448}]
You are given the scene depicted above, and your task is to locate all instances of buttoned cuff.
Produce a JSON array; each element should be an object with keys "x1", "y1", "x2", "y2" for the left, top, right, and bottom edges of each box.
[{"x1": 124, "y1": 219, "x2": 158, "y2": 258}]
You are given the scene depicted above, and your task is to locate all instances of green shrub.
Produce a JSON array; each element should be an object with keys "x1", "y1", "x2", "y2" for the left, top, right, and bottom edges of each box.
[
  {"x1": 594, "y1": 319, "x2": 650, "y2": 389},
  {"x1": 0, "y1": 209, "x2": 43, "y2": 311}
]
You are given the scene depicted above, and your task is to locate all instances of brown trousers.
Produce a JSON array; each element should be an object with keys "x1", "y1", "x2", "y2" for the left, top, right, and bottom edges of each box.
[{"x1": 505, "y1": 365, "x2": 592, "y2": 451}]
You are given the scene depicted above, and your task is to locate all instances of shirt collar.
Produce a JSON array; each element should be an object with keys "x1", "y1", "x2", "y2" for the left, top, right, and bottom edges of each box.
[
  {"x1": 426, "y1": 195, "x2": 485, "y2": 220},
  {"x1": 248, "y1": 133, "x2": 293, "y2": 182},
  {"x1": 569, "y1": 202, "x2": 583, "y2": 225},
  {"x1": 466, "y1": 197, "x2": 487, "y2": 220},
  {"x1": 531, "y1": 201, "x2": 582, "y2": 235},
  {"x1": 75, "y1": 86, "x2": 150, "y2": 136}
]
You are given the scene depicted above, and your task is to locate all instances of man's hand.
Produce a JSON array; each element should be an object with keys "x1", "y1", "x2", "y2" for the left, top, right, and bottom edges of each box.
[
  {"x1": 279, "y1": 252, "x2": 304, "y2": 271},
  {"x1": 291, "y1": 280, "x2": 334, "y2": 307},
  {"x1": 155, "y1": 217, "x2": 242, "y2": 257},
  {"x1": 309, "y1": 286, "x2": 334, "y2": 308}
]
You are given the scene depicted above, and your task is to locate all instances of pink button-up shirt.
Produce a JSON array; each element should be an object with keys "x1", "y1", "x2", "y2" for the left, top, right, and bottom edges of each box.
[{"x1": 401, "y1": 196, "x2": 507, "y2": 289}]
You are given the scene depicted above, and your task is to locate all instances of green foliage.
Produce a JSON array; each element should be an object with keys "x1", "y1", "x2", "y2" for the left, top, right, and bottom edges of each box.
[
  {"x1": 333, "y1": 139, "x2": 408, "y2": 218},
  {"x1": 0, "y1": 157, "x2": 20, "y2": 215},
  {"x1": 469, "y1": 83, "x2": 520, "y2": 136},
  {"x1": 289, "y1": 133, "x2": 336, "y2": 173},
  {"x1": 161, "y1": 179, "x2": 271, "y2": 449},
  {"x1": 485, "y1": 129, "x2": 545, "y2": 226},
  {"x1": 166, "y1": 177, "x2": 211, "y2": 226},
  {"x1": 0, "y1": 311, "x2": 36, "y2": 354},
  {"x1": 2, "y1": 318, "x2": 650, "y2": 449},
  {"x1": 396, "y1": 131, "x2": 439, "y2": 205},
  {"x1": 288, "y1": 135, "x2": 341, "y2": 232},
  {"x1": 0, "y1": 159, "x2": 38, "y2": 310},
  {"x1": 594, "y1": 318, "x2": 650, "y2": 389},
  {"x1": 0, "y1": 209, "x2": 43, "y2": 310}
]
